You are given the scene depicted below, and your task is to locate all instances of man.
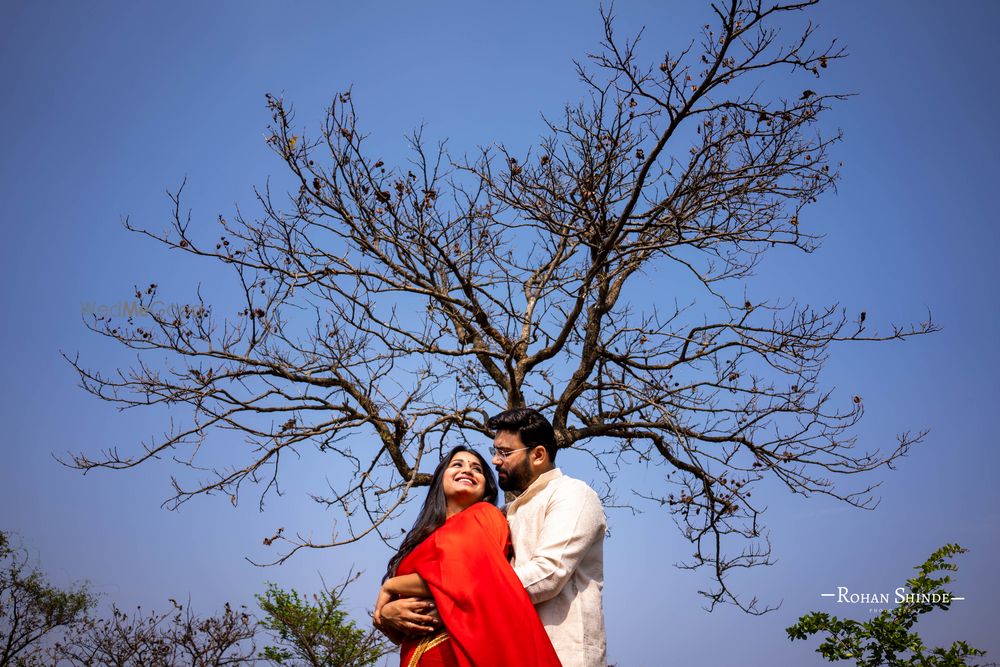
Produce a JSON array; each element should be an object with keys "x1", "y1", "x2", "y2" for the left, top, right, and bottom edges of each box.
[
  {"x1": 488, "y1": 407, "x2": 607, "y2": 667},
  {"x1": 379, "y1": 408, "x2": 607, "y2": 667}
]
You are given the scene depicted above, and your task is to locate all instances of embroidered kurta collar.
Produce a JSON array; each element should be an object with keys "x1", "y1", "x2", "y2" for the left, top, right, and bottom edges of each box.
[{"x1": 508, "y1": 467, "x2": 562, "y2": 512}]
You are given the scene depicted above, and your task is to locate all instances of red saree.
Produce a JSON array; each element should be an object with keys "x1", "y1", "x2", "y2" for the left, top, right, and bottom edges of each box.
[{"x1": 395, "y1": 502, "x2": 561, "y2": 667}]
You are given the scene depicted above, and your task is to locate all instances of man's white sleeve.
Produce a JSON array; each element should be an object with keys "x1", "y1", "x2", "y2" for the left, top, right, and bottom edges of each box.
[{"x1": 513, "y1": 483, "x2": 606, "y2": 604}]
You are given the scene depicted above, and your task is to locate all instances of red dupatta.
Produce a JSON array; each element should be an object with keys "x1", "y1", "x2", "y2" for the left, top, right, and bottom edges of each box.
[{"x1": 396, "y1": 502, "x2": 561, "y2": 667}]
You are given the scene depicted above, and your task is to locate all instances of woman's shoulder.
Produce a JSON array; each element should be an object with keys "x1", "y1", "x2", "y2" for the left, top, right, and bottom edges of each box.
[
  {"x1": 454, "y1": 502, "x2": 508, "y2": 546},
  {"x1": 468, "y1": 501, "x2": 503, "y2": 515},
  {"x1": 458, "y1": 501, "x2": 506, "y2": 526}
]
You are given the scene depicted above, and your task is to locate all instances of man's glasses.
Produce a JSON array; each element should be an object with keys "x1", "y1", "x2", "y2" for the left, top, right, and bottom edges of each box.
[{"x1": 489, "y1": 446, "x2": 531, "y2": 461}]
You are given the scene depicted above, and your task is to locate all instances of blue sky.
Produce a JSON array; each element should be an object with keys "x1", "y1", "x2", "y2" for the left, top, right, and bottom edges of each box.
[{"x1": 2, "y1": 1, "x2": 999, "y2": 665}]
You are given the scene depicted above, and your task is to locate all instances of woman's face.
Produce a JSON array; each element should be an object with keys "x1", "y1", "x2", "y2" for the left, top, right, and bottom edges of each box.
[{"x1": 441, "y1": 451, "x2": 487, "y2": 509}]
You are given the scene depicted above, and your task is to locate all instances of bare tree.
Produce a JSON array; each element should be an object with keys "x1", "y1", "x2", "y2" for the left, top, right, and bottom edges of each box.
[
  {"x1": 65, "y1": 0, "x2": 936, "y2": 613},
  {"x1": 164, "y1": 600, "x2": 258, "y2": 667},
  {"x1": 56, "y1": 600, "x2": 258, "y2": 667},
  {"x1": 56, "y1": 605, "x2": 171, "y2": 667}
]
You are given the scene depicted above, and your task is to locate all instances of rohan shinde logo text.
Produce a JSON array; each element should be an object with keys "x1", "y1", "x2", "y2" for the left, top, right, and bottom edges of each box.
[{"x1": 823, "y1": 587, "x2": 963, "y2": 604}]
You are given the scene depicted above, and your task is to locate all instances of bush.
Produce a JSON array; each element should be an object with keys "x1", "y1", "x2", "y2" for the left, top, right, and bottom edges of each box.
[{"x1": 256, "y1": 576, "x2": 389, "y2": 667}]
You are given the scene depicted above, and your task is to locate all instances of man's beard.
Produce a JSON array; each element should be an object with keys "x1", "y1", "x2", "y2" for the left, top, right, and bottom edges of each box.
[{"x1": 497, "y1": 456, "x2": 533, "y2": 493}]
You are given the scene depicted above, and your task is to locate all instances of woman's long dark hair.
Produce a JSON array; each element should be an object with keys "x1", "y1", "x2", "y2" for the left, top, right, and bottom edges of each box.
[{"x1": 383, "y1": 446, "x2": 498, "y2": 580}]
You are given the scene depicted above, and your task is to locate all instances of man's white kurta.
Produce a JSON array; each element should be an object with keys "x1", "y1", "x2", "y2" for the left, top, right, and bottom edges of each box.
[{"x1": 507, "y1": 468, "x2": 607, "y2": 667}]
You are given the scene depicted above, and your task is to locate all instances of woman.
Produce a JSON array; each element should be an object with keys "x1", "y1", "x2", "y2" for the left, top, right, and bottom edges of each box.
[{"x1": 374, "y1": 446, "x2": 561, "y2": 667}]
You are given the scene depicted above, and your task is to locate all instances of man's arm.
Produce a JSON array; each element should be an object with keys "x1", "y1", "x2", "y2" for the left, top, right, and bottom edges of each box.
[{"x1": 513, "y1": 482, "x2": 606, "y2": 605}]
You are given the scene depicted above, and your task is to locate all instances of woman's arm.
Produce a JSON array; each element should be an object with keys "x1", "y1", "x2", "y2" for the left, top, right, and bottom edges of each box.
[
  {"x1": 382, "y1": 573, "x2": 432, "y2": 598},
  {"x1": 373, "y1": 574, "x2": 433, "y2": 631}
]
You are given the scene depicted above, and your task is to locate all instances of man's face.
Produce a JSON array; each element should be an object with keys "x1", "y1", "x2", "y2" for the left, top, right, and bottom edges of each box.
[{"x1": 492, "y1": 430, "x2": 534, "y2": 493}]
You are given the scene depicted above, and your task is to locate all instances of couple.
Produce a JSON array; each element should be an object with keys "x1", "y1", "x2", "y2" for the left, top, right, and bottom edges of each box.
[{"x1": 373, "y1": 408, "x2": 607, "y2": 667}]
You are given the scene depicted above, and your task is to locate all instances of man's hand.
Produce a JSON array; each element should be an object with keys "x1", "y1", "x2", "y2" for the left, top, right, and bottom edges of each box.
[{"x1": 378, "y1": 597, "x2": 441, "y2": 637}]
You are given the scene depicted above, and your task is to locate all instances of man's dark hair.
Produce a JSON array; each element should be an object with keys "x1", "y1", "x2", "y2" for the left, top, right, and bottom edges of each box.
[{"x1": 487, "y1": 408, "x2": 558, "y2": 462}]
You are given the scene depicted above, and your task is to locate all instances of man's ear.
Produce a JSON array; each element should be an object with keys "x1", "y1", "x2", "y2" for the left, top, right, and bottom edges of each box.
[{"x1": 529, "y1": 444, "x2": 549, "y2": 468}]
